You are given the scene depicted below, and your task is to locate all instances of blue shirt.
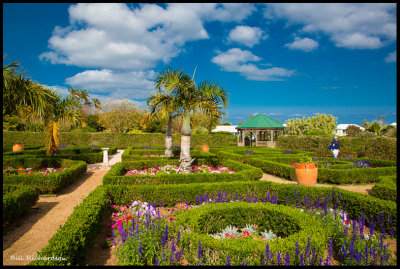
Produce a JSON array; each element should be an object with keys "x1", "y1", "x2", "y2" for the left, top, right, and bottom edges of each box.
[{"x1": 329, "y1": 140, "x2": 340, "y2": 150}]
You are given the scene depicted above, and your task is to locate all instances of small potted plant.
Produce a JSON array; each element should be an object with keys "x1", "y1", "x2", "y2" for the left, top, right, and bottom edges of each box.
[{"x1": 294, "y1": 155, "x2": 318, "y2": 186}]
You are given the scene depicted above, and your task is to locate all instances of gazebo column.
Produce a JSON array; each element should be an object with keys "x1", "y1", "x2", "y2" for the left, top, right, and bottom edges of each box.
[
  {"x1": 255, "y1": 130, "x2": 259, "y2": 146},
  {"x1": 271, "y1": 130, "x2": 274, "y2": 142},
  {"x1": 242, "y1": 130, "x2": 245, "y2": 146}
]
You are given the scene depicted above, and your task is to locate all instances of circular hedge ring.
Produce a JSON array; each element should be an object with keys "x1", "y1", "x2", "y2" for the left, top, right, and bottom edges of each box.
[{"x1": 174, "y1": 202, "x2": 335, "y2": 265}]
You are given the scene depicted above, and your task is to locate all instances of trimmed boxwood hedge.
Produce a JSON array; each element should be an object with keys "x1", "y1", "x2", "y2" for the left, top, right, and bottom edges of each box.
[
  {"x1": 217, "y1": 150, "x2": 397, "y2": 185},
  {"x1": 3, "y1": 146, "x2": 118, "y2": 164},
  {"x1": 121, "y1": 147, "x2": 215, "y2": 161},
  {"x1": 29, "y1": 186, "x2": 109, "y2": 266},
  {"x1": 30, "y1": 179, "x2": 397, "y2": 265},
  {"x1": 3, "y1": 184, "x2": 40, "y2": 224},
  {"x1": 3, "y1": 157, "x2": 87, "y2": 193},
  {"x1": 3, "y1": 144, "x2": 43, "y2": 152},
  {"x1": 175, "y1": 202, "x2": 335, "y2": 265},
  {"x1": 103, "y1": 158, "x2": 263, "y2": 185},
  {"x1": 370, "y1": 176, "x2": 397, "y2": 202},
  {"x1": 106, "y1": 181, "x2": 396, "y2": 234},
  {"x1": 3, "y1": 131, "x2": 237, "y2": 148},
  {"x1": 277, "y1": 135, "x2": 396, "y2": 161}
]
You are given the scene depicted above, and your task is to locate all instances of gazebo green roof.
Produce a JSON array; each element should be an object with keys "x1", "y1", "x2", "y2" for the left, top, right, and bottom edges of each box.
[{"x1": 236, "y1": 113, "x2": 285, "y2": 129}]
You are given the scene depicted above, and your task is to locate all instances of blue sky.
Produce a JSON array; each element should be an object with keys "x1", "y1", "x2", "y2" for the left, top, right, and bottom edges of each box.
[{"x1": 3, "y1": 3, "x2": 397, "y2": 125}]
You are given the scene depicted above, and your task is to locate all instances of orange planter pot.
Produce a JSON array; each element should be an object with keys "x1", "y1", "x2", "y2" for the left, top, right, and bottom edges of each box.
[
  {"x1": 294, "y1": 162, "x2": 318, "y2": 186},
  {"x1": 13, "y1": 144, "x2": 24, "y2": 152},
  {"x1": 201, "y1": 144, "x2": 209, "y2": 152}
]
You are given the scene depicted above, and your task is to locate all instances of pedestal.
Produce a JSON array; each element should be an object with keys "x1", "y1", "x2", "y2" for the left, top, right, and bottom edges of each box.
[{"x1": 102, "y1": 148, "x2": 110, "y2": 166}]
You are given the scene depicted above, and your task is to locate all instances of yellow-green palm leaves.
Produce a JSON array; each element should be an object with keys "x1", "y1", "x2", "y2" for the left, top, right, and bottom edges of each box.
[
  {"x1": 3, "y1": 57, "x2": 55, "y2": 119},
  {"x1": 45, "y1": 91, "x2": 82, "y2": 155}
]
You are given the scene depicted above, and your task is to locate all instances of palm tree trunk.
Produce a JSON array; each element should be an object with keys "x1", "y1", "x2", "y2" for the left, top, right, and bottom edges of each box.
[
  {"x1": 165, "y1": 116, "x2": 174, "y2": 157},
  {"x1": 179, "y1": 112, "x2": 193, "y2": 173}
]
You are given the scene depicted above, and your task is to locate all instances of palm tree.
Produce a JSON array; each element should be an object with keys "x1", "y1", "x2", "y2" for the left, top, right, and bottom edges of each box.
[
  {"x1": 163, "y1": 67, "x2": 229, "y2": 173},
  {"x1": 92, "y1": 97, "x2": 102, "y2": 110},
  {"x1": 149, "y1": 67, "x2": 189, "y2": 156},
  {"x1": 151, "y1": 67, "x2": 229, "y2": 173},
  {"x1": 44, "y1": 91, "x2": 82, "y2": 155},
  {"x1": 3, "y1": 57, "x2": 55, "y2": 119}
]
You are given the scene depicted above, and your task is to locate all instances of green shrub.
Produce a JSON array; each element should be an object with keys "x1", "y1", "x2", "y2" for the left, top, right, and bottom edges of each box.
[
  {"x1": 3, "y1": 157, "x2": 87, "y2": 193},
  {"x1": 370, "y1": 176, "x2": 397, "y2": 202},
  {"x1": 3, "y1": 144, "x2": 44, "y2": 152},
  {"x1": 216, "y1": 150, "x2": 396, "y2": 185},
  {"x1": 3, "y1": 131, "x2": 237, "y2": 148},
  {"x1": 276, "y1": 135, "x2": 396, "y2": 161},
  {"x1": 3, "y1": 184, "x2": 39, "y2": 224},
  {"x1": 175, "y1": 202, "x2": 334, "y2": 265},
  {"x1": 29, "y1": 186, "x2": 108, "y2": 265},
  {"x1": 106, "y1": 181, "x2": 396, "y2": 235},
  {"x1": 32, "y1": 181, "x2": 397, "y2": 265},
  {"x1": 121, "y1": 147, "x2": 213, "y2": 161},
  {"x1": 3, "y1": 146, "x2": 117, "y2": 164},
  {"x1": 103, "y1": 158, "x2": 263, "y2": 186}
]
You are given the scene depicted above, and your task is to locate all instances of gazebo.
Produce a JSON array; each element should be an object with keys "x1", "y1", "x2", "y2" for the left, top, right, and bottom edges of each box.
[{"x1": 236, "y1": 113, "x2": 285, "y2": 147}]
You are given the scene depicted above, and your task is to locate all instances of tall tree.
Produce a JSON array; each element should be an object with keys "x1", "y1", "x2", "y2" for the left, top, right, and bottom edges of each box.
[
  {"x1": 149, "y1": 67, "x2": 187, "y2": 156},
  {"x1": 165, "y1": 67, "x2": 229, "y2": 173}
]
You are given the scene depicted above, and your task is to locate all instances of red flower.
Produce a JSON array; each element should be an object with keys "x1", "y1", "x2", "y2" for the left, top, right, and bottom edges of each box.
[
  {"x1": 126, "y1": 216, "x2": 132, "y2": 220},
  {"x1": 169, "y1": 217, "x2": 174, "y2": 221},
  {"x1": 242, "y1": 231, "x2": 250, "y2": 237},
  {"x1": 225, "y1": 233, "x2": 230, "y2": 237}
]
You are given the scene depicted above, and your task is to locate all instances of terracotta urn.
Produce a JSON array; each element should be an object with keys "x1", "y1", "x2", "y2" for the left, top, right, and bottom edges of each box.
[
  {"x1": 13, "y1": 144, "x2": 24, "y2": 152},
  {"x1": 294, "y1": 162, "x2": 318, "y2": 186},
  {"x1": 201, "y1": 144, "x2": 209, "y2": 152}
]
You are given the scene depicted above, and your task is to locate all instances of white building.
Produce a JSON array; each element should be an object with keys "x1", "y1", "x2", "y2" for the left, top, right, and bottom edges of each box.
[
  {"x1": 390, "y1": 122, "x2": 396, "y2": 127},
  {"x1": 335, "y1": 124, "x2": 365, "y2": 136},
  {"x1": 211, "y1": 125, "x2": 238, "y2": 135}
]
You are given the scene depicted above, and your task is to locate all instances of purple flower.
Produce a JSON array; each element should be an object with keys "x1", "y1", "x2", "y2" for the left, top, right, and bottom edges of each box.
[
  {"x1": 198, "y1": 240, "x2": 202, "y2": 265},
  {"x1": 226, "y1": 256, "x2": 231, "y2": 266},
  {"x1": 285, "y1": 253, "x2": 290, "y2": 265}
]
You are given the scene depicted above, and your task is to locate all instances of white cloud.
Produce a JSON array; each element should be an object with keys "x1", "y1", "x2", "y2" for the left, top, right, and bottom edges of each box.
[
  {"x1": 46, "y1": 85, "x2": 70, "y2": 98},
  {"x1": 285, "y1": 37, "x2": 318, "y2": 52},
  {"x1": 385, "y1": 51, "x2": 396, "y2": 63},
  {"x1": 65, "y1": 69, "x2": 156, "y2": 100},
  {"x1": 39, "y1": 3, "x2": 256, "y2": 70},
  {"x1": 264, "y1": 3, "x2": 396, "y2": 49},
  {"x1": 212, "y1": 48, "x2": 295, "y2": 81},
  {"x1": 228, "y1": 26, "x2": 267, "y2": 47}
]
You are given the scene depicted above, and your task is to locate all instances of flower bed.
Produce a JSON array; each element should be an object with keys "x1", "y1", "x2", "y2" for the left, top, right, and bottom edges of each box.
[
  {"x1": 4, "y1": 166, "x2": 65, "y2": 176},
  {"x1": 106, "y1": 196, "x2": 394, "y2": 265},
  {"x1": 29, "y1": 181, "x2": 396, "y2": 266},
  {"x1": 125, "y1": 164, "x2": 235, "y2": 176},
  {"x1": 3, "y1": 157, "x2": 87, "y2": 193},
  {"x1": 103, "y1": 158, "x2": 261, "y2": 186}
]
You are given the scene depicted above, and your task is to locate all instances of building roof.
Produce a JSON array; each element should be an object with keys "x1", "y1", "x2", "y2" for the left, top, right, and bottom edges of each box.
[
  {"x1": 336, "y1": 124, "x2": 365, "y2": 131},
  {"x1": 390, "y1": 122, "x2": 396, "y2": 126},
  {"x1": 236, "y1": 113, "x2": 285, "y2": 129},
  {"x1": 211, "y1": 125, "x2": 238, "y2": 133}
]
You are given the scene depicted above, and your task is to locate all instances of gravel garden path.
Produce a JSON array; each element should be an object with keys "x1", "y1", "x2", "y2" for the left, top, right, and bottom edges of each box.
[
  {"x1": 2, "y1": 149, "x2": 124, "y2": 266},
  {"x1": 260, "y1": 173, "x2": 375, "y2": 195}
]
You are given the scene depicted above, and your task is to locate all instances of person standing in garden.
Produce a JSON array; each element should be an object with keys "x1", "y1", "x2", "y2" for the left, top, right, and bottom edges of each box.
[{"x1": 328, "y1": 136, "x2": 340, "y2": 158}]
